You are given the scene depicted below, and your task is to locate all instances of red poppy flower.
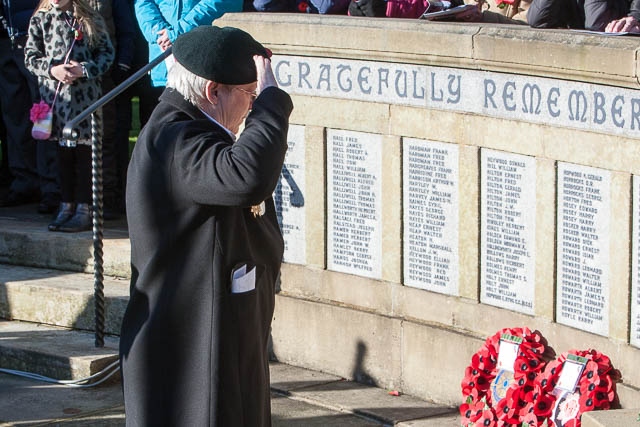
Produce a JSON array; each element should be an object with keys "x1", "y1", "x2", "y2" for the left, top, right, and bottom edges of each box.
[
  {"x1": 472, "y1": 349, "x2": 497, "y2": 371},
  {"x1": 463, "y1": 386, "x2": 483, "y2": 404},
  {"x1": 462, "y1": 367, "x2": 492, "y2": 397},
  {"x1": 521, "y1": 383, "x2": 538, "y2": 403},
  {"x1": 532, "y1": 392, "x2": 555, "y2": 418},
  {"x1": 581, "y1": 361, "x2": 599, "y2": 385},
  {"x1": 519, "y1": 403, "x2": 539, "y2": 426},
  {"x1": 460, "y1": 399, "x2": 485, "y2": 425},
  {"x1": 519, "y1": 340, "x2": 546, "y2": 359},
  {"x1": 594, "y1": 376, "x2": 614, "y2": 393},
  {"x1": 495, "y1": 398, "x2": 519, "y2": 424},
  {"x1": 593, "y1": 387, "x2": 616, "y2": 408},
  {"x1": 540, "y1": 359, "x2": 563, "y2": 392},
  {"x1": 578, "y1": 389, "x2": 596, "y2": 413},
  {"x1": 473, "y1": 408, "x2": 497, "y2": 426}
]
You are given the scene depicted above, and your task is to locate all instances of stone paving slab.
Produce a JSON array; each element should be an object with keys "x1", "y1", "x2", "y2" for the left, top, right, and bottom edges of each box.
[
  {"x1": 0, "y1": 363, "x2": 415, "y2": 427},
  {"x1": 581, "y1": 409, "x2": 640, "y2": 427},
  {"x1": 0, "y1": 373, "x2": 124, "y2": 426},
  {"x1": 270, "y1": 362, "x2": 457, "y2": 425},
  {"x1": 396, "y1": 413, "x2": 461, "y2": 427},
  {"x1": 271, "y1": 393, "x2": 382, "y2": 427},
  {"x1": 0, "y1": 205, "x2": 130, "y2": 278},
  {"x1": 0, "y1": 264, "x2": 129, "y2": 334},
  {"x1": 0, "y1": 321, "x2": 119, "y2": 380},
  {"x1": 270, "y1": 360, "x2": 344, "y2": 392}
]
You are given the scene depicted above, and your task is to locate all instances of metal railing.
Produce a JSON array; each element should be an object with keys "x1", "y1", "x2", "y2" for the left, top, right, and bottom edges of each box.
[{"x1": 63, "y1": 48, "x2": 172, "y2": 347}]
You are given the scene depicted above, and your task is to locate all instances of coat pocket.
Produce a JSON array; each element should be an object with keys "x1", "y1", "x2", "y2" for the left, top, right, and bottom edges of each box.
[{"x1": 230, "y1": 263, "x2": 258, "y2": 294}]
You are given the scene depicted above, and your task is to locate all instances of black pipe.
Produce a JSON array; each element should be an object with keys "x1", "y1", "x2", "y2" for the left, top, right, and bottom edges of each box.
[{"x1": 90, "y1": 114, "x2": 105, "y2": 348}]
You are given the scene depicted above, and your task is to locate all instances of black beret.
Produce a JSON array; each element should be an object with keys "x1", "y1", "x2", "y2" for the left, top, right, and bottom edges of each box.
[{"x1": 173, "y1": 25, "x2": 270, "y2": 85}]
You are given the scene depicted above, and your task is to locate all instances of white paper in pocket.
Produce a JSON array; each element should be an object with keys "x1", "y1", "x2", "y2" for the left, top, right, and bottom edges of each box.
[{"x1": 231, "y1": 264, "x2": 256, "y2": 293}]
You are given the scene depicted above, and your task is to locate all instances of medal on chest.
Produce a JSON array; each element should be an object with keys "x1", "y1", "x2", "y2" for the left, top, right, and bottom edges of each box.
[{"x1": 250, "y1": 201, "x2": 266, "y2": 218}]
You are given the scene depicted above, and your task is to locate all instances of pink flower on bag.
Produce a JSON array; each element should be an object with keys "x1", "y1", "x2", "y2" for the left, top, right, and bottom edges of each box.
[
  {"x1": 30, "y1": 101, "x2": 51, "y2": 123},
  {"x1": 495, "y1": 0, "x2": 515, "y2": 7}
]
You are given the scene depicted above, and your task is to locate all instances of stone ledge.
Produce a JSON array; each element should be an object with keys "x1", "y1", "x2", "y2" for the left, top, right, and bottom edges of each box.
[
  {"x1": 0, "y1": 264, "x2": 129, "y2": 335},
  {"x1": 0, "y1": 320, "x2": 119, "y2": 380},
  {"x1": 217, "y1": 13, "x2": 640, "y2": 89},
  {"x1": 582, "y1": 408, "x2": 640, "y2": 427},
  {"x1": 0, "y1": 205, "x2": 130, "y2": 277}
]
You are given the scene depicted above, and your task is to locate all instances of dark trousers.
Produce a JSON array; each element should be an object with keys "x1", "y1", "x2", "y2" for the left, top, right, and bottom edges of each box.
[
  {"x1": 0, "y1": 112, "x2": 10, "y2": 186},
  {"x1": 58, "y1": 144, "x2": 92, "y2": 204},
  {"x1": 0, "y1": 38, "x2": 58, "y2": 197},
  {"x1": 102, "y1": 70, "x2": 162, "y2": 210}
]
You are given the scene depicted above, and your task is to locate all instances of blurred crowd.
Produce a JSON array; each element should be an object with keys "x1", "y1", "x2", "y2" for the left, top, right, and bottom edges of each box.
[{"x1": 1, "y1": 0, "x2": 638, "y2": 230}]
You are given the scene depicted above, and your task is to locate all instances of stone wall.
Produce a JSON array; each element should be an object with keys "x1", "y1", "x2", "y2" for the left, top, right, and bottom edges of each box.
[{"x1": 218, "y1": 13, "x2": 640, "y2": 407}]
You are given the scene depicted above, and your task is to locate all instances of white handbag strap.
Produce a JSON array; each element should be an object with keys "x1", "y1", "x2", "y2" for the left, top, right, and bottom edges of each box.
[{"x1": 51, "y1": 36, "x2": 78, "y2": 109}]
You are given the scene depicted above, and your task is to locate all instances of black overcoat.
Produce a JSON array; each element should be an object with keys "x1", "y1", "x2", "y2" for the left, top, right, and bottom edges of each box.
[{"x1": 119, "y1": 86, "x2": 293, "y2": 426}]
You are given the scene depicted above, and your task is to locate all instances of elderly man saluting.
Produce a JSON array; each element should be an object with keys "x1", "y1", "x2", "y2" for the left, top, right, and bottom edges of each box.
[{"x1": 119, "y1": 25, "x2": 293, "y2": 426}]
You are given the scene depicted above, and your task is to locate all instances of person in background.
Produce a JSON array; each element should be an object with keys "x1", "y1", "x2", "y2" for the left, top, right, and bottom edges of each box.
[
  {"x1": 119, "y1": 25, "x2": 293, "y2": 425},
  {"x1": 88, "y1": 0, "x2": 135, "y2": 219},
  {"x1": 528, "y1": 0, "x2": 640, "y2": 32},
  {"x1": 606, "y1": 1, "x2": 640, "y2": 31},
  {"x1": 0, "y1": 0, "x2": 59, "y2": 213},
  {"x1": 110, "y1": 0, "x2": 160, "y2": 218},
  {"x1": 134, "y1": 0, "x2": 243, "y2": 89},
  {"x1": 0, "y1": 111, "x2": 10, "y2": 192},
  {"x1": 25, "y1": 0, "x2": 114, "y2": 232}
]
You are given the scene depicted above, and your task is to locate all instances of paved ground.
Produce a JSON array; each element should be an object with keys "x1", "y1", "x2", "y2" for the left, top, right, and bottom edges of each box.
[{"x1": 0, "y1": 362, "x2": 460, "y2": 427}]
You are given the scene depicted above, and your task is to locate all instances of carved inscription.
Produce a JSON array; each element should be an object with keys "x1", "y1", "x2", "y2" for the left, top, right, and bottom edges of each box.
[
  {"x1": 403, "y1": 138, "x2": 459, "y2": 295},
  {"x1": 557, "y1": 163, "x2": 610, "y2": 336},
  {"x1": 327, "y1": 129, "x2": 382, "y2": 279},
  {"x1": 274, "y1": 55, "x2": 640, "y2": 140},
  {"x1": 480, "y1": 150, "x2": 536, "y2": 314},
  {"x1": 275, "y1": 124, "x2": 306, "y2": 265}
]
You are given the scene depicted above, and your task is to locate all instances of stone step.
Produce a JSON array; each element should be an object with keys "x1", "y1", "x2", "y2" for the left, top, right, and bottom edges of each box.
[
  {"x1": 0, "y1": 264, "x2": 129, "y2": 335},
  {"x1": 0, "y1": 319, "x2": 119, "y2": 381},
  {"x1": 0, "y1": 204, "x2": 131, "y2": 278}
]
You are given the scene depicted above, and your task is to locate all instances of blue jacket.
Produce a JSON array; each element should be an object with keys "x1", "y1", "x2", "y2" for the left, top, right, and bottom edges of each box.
[{"x1": 134, "y1": 0, "x2": 242, "y2": 87}]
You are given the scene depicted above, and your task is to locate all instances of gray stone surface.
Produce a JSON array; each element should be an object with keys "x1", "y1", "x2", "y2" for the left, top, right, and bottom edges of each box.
[
  {"x1": 582, "y1": 409, "x2": 640, "y2": 427},
  {"x1": 0, "y1": 264, "x2": 129, "y2": 334},
  {"x1": 271, "y1": 363, "x2": 456, "y2": 425},
  {"x1": 0, "y1": 373, "x2": 124, "y2": 426},
  {"x1": 0, "y1": 362, "x2": 458, "y2": 426},
  {"x1": 0, "y1": 205, "x2": 130, "y2": 277},
  {"x1": 0, "y1": 320, "x2": 118, "y2": 380}
]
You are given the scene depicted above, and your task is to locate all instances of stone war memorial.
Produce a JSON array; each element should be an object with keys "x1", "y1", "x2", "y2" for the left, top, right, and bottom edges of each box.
[{"x1": 217, "y1": 13, "x2": 640, "y2": 413}]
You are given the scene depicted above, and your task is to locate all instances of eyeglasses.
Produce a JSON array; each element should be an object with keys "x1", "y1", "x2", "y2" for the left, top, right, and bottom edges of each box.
[{"x1": 233, "y1": 87, "x2": 258, "y2": 101}]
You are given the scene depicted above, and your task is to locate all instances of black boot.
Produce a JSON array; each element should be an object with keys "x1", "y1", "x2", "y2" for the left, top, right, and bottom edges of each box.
[
  {"x1": 48, "y1": 202, "x2": 76, "y2": 231},
  {"x1": 58, "y1": 203, "x2": 92, "y2": 233}
]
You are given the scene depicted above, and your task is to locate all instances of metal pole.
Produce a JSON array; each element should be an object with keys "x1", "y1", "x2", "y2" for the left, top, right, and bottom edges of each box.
[
  {"x1": 91, "y1": 112, "x2": 105, "y2": 348},
  {"x1": 62, "y1": 48, "x2": 172, "y2": 347}
]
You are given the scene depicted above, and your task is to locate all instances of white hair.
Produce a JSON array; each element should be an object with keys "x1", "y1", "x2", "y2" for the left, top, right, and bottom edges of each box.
[{"x1": 166, "y1": 60, "x2": 210, "y2": 107}]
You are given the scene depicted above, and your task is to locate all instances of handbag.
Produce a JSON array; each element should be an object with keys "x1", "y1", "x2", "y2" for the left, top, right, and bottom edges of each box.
[
  {"x1": 31, "y1": 105, "x2": 53, "y2": 140},
  {"x1": 30, "y1": 83, "x2": 61, "y2": 140}
]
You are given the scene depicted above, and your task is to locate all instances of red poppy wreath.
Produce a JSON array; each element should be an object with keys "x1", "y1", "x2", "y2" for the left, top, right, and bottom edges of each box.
[
  {"x1": 538, "y1": 349, "x2": 622, "y2": 427},
  {"x1": 460, "y1": 327, "x2": 555, "y2": 427}
]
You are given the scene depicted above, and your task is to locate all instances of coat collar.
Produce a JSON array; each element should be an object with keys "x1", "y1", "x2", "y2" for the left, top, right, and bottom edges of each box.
[
  {"x1": 159, "y1": 88, "x2": 236, "y2": 142},
  {"x1": 159, "y1": 88, "x2": 208, "y2": 121}
]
